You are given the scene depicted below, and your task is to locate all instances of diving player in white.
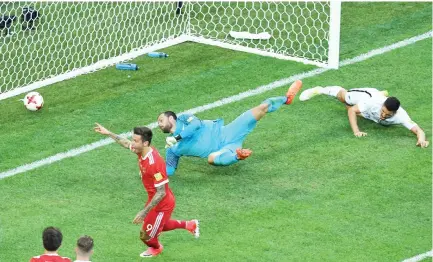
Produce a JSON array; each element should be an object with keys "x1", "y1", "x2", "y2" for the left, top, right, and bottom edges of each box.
[{"x1": 299, "y1": 85, "x2": 429, "y2": 148}]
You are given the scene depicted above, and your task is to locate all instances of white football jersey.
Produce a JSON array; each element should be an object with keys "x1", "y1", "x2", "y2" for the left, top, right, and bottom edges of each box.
[{"x1": 357, "y1": 96, "x2": 417, "y2": 130}]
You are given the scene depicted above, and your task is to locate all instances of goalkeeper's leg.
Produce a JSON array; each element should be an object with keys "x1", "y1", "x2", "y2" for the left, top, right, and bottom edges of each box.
[
  {"x1": 215, "y1": 80, "x2": 302, "y2": 157},
  {"x1": 208, "y1": 143, "x2": 251, "y2": 166},
  {"x1": 209, "y1": 147, "x2": 238, "y2": 166},
  {"x1": 255, "y1": 79, "x2": 302, "y2": 120},
  {"x1": 211, "y1": 80, "x2": 302, "y2": 166}
]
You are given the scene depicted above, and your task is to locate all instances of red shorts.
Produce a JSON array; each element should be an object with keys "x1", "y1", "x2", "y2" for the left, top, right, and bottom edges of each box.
[{"x1": 142, "y1": 208, "x2": 173, "y2": 239}]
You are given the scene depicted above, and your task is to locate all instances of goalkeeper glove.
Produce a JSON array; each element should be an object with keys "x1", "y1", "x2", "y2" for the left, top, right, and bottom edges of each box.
[{"x1": 166, "y1": 135, "x2": 182, "y2": 148}]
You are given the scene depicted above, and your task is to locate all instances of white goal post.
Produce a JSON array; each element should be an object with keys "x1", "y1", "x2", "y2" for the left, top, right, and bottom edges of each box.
[{"x1": 0, "y1": 1, "x2": 341, "y2": 100}]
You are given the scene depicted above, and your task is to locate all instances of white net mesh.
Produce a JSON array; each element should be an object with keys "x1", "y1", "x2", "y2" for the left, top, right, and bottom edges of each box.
[
  {"x1": 188, "y1": 1, "x2": 331, "y2": 63},
  {"x1": 0, "y1": 1, "x2": 186, "y2": 94},
  {"x1": 0, "y1": 1, "x2": 338, "y2": 97}
]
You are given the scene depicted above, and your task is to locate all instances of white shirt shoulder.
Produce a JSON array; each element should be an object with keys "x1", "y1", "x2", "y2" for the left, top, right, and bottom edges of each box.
[
  {"x1": 357, "y1": 96, "x2": 385, "y2": 123},
  {"x1": 357, "y1": 97, "x2": 417, "y2": 130},
  {"x1": 388, "y1": 107, "x2": 417, "y2": 130}
]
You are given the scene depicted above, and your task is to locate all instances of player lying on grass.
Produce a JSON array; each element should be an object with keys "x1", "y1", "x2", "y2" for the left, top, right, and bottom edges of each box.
[
  {"x1": 299, "y1": 85, "x2": 429, "y2": 148},
  {"x1": 94, "y1": 124, "x2": 199, "y2": 258},
  {"x1": 157, "y1": 80, "x2": 303, "y2": 176}
]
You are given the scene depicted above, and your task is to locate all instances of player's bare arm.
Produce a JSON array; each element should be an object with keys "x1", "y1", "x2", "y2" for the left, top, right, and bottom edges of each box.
[
  {"x1": 94, "y1": 123, "x2": 131, "y2": 149},
  {"x1": 410, "y1": 125, "x2": 430, "y2": 148},
  {"x1": 347, "y1": 105, "x2": 367, "y2": 137},
  {"x1": 132, "y1": 185, "x2": 166, "y2": 224}
]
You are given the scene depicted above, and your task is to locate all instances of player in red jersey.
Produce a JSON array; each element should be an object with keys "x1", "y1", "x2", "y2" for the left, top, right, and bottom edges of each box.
[
  {"x1": 30, "y1": 227, "x2": 71, "y2": 262},
  {"x1": 94, "y1": 124, "x2": 199, "y2": 258}
]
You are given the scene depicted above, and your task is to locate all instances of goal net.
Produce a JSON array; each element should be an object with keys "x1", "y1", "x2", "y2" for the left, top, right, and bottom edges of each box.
[{"x1": 0, "y1": 1, "x2": 340, "y2": 100}]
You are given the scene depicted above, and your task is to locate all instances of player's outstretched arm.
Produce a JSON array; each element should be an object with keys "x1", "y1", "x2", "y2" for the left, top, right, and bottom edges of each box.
[
  {"x1": 411, "y1": 125, "x2": 429, "y2": 148},
  {"x1": 132, "y1": 185, "x2": 166, "y2": 224},
  {"x1": 347, "y1": 105, "x2": 367, "y2": 137},
  {"x1": 94, "y1": 123, "x2": 131, "y2": 149}
]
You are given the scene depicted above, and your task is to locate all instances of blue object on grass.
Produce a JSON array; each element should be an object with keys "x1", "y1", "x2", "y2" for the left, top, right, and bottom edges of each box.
[
  {"x1": 116, "y1": 63, "x2": 138, "y2": 70},
  {"x1": 148, "y1": 52, "x2": 169, "y2": 58}
]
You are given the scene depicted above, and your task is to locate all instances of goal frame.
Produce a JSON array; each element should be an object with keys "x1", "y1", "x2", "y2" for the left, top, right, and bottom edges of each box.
[{"x1": 0, "y1": 1, "x2": 341, "y2": 101}]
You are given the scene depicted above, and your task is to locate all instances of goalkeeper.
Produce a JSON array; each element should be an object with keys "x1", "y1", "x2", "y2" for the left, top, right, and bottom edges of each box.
[{"x1": 157, "y1": 80, "x2": 302, "y2": 176}]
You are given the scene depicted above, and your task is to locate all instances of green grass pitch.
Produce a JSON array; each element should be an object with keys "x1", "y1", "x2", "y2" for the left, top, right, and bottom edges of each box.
[{"x1": 0, "y1": 2, "x2": 431, "y2": 262}]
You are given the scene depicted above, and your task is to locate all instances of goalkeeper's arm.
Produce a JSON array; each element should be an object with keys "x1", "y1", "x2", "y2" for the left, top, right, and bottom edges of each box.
[
  {"x1": 166, "y1": 114, "x2": 202, "y2": 147},
  {"x1": 166, "y1": 147, "x2": 180, "y2": 176},
  {"x1": 177, "y1": 114, "x2": 202, "y2": 140}
]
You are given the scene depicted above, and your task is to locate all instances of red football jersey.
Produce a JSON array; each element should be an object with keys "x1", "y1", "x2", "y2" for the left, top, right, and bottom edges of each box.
[
  {"x1": 30, "y1": 254, "x2": 71, "y2": 262},
  {"x1": 138, "y1": 147, "x2": 175, "y2": 211}
]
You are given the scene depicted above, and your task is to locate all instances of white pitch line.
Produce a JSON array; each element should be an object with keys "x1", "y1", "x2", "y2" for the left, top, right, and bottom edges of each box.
[
  {"x1": 0, "y1": 31, "x2": 431, "y2": 180},
  {"x1": 402, "y1": 250, "x2": 433, "y2": 262}
]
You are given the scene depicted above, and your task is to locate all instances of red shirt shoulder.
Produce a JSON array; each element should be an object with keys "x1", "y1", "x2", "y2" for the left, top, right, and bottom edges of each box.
[
  {"x1": 139, "y1": 147, "x2": 167, "y2": 174},
  {"x1": 30, "y1": 254, "x2": 71, "y2": 262},
  {"x1": 139, "y1": 147, "x2": 169, "y2": 187}
]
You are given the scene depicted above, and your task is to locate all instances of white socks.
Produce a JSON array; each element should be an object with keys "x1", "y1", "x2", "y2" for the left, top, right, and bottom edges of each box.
[{"x1": 320, "y1": 86, "x2": 344, "y2": 97}]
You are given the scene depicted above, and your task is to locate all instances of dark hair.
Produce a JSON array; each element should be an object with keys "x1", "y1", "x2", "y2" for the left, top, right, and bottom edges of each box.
[
  {"x1": 42, "y1": 227, "x2": 63, "y2": 251},
  {"x1": 384, "y1": 97, "x2": 400, "y2": 112},
  {"x1": 77, "y1": 235, "x2": 94, "y2": 253},
  {"x1": 133, "y1": 127, "x2": 153, "y2": 144},
  {"x1": 162, "y1": 111, "x2": 177, "y2": 120}
]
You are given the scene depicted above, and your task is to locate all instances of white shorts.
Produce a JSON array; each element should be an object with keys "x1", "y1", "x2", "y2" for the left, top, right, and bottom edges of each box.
[{"x1": 345, "y1": 88, "x2": 382, "y2": 106}]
